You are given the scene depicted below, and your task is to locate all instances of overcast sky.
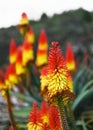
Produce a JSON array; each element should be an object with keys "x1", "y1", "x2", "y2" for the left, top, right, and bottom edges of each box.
[{"x1": 0, "y1": 0, "x2": 93, "y2": 28}]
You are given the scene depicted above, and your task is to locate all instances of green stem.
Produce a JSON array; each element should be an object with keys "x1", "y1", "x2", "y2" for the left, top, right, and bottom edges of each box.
[
  {"x1": 67, "y1": 102, "x2": 77, "y2": 130},
  {"x1": 6, "y1": 89, "x2": 17, "y2": 130},
  {"x1": 57, "y1": 97, "x2": 69, "y2": 130}
]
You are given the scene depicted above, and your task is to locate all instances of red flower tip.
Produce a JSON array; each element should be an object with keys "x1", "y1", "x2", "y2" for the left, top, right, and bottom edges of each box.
[
  {"x1": 66, "y1": 43, "x2": 75, "y2": 71},
  {"x1": 66, "y1": 43, "x2": 75, "y2": 62},
  {"x1": 22, "y1": 12, "x2": 27, "y2": 18},
  {"x1": 39, "y1": 28, "x2": 48, "y2": 43},
  {"x1": 40, "y1": 101, "x2": 49, "y2": 115},
  {"x1": 29, "y1": 102, "x2": 42, "y2": 124},
  {"x1": 51, "y1": 42, "x2": 59, "y2": 47},
  {"x1": 10, "y1": 39, "x2": 17, "y2": 55},
  {"x1": 41, "y1": 66, "x2": 48, "y2": 76},
  {"x1": 29, "y1": 27, "x2": 34, "y2": 34},
  {"x1": 16, "y1": 46, "x2": 23, "y2": 63},
  {"x1": 48, "y1": 42, "x2": 66, "y2": 74}
]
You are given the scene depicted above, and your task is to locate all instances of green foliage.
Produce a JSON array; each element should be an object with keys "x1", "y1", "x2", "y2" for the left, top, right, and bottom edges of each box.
[{"x1": 72, "y1": 67, "x2": 93, "y2": 129}]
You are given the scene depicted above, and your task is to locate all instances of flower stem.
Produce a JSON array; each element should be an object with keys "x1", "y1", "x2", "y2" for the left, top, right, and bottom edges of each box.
[
  {"x1": 6, "y1": 89, "x2": 17, "y2": 130},
  {"x1": 66, "y1": 102, "x2": 77, "y2": 130},
  {"x1": 57, "y1": 97, "x2": 69, "y2": 130}
]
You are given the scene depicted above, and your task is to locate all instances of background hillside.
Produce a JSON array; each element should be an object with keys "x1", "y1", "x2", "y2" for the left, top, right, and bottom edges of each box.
[{"x1": 0, "y1": 8, "x2": 93, "y2": 67}]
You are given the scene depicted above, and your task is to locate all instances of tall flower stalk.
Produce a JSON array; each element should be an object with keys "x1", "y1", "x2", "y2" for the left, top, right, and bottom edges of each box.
[
  {"x1": 57, "y1": 96, "x2": 69, "y2": 130},
  {"x1": 6, "y1": 90, "x2": 17, "y2": 130}
]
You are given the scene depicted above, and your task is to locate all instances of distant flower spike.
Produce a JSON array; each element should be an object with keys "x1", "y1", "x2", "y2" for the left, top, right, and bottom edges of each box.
[
  {"x1": 9, "y1": 39, "x2": 17, "y2": 64},
  {"x1": 18, "y1": 12, "x2": 29, "y2": 37},
  {"x1": 19, "y1": 12, "x2": 29, "y2": 26},
  {"x1": 36, "y1": 28, "x2": 48, "y2": 68},
  {"x1": 5, "y1": 64, "x2": 18, "y2": 86},
  {"x1": 22, "y1": 41, "x2": 34, "y2": 66},
  {"x1": 24, "y1": 27, "x2": 35, "y2": 44},
  {"x1": 16, "y1": 46, "x2": 25, "y2": 75},
  {"x1": 66, "y1": 43, "x2": 75, "y2": 72}
]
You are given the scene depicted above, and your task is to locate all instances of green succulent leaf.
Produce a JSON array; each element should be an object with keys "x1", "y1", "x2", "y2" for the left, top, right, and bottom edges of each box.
[
  {"x1": 81, "y1": 80, "x2": 93, "y2": 92},
  {"x1": 72, "y1": 88, "x2": 93, "y2": 111},
  {"x1": 11, "y1": 91, "x2": 36, "y2": 103},
  {"x1": 13, "y1": 107, "x2": 31, "y2": 118}
]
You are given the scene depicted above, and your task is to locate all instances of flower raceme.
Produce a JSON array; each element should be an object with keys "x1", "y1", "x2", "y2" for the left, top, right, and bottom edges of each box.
[
  {"x1": 18, "y1": 12, "x2": 29, "y2": 36},
  {"x1": 19, "y1": 12, "x2": 29, "y2": 26},
  {"x1": 27, "y1": 101, "x2": 61, "y2": 130},
  {"x1": 27, "y1": 102, "x2": 43, "y2": 130},
  {"x1": 0, "y1": 65, "x2": 17, "y2": 97},
  {"x1": 9, "y1": 39, "x2": 17, "y2": 64},
  {"x1": 36, "y1": 28, "x2": 48, "y2": 68},
  {"x1": 40, "y1": 42, "x2": 75, "y2": 104},
  {"x1": 5, "y1": 64, "x2": 18, "y2": 87},
  {"x1": 65, "y1": 43, "x2": 75, "y2": 72}
]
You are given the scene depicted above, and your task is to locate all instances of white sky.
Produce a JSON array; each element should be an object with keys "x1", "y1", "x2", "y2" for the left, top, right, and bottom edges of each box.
[{"x1": 0, "y1": 0, "x2": 93, "y2": 28}]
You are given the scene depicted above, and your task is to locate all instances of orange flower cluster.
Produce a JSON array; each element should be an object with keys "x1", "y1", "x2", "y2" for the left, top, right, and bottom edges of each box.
[
  {"x1": 27, "y1": 101, "x2": 61, "y2": 130},
  {"x1": 40, "y1": 42, "x2": 75, "y2": 104}
]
